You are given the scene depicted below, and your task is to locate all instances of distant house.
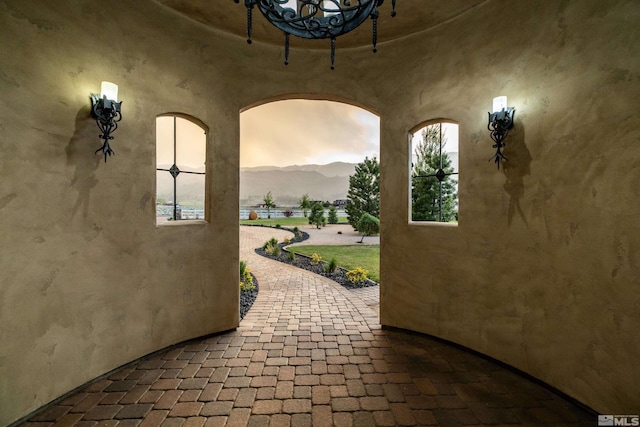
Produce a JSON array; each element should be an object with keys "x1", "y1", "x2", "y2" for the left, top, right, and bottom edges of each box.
[{"x1": 333, "y1": 199, "x2": 347, "y2": 208}]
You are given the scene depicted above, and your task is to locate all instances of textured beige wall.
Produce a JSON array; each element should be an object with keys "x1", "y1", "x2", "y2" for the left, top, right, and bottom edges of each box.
[
  {"x1": 379, "y1": 0, "x2": 640, "y2": 414},
  {"x1": 0, "y1": 0, "x2": 638, "y2": 424},
  {"x1": 0, "y1": 2, "x2": 239, "y2": 424},
  {"x1": 0, "y1": 1, "x2": 383, "y2": 424}
]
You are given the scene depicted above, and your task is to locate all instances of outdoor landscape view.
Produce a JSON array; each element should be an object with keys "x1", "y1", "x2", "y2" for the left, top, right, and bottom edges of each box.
[{"x1": 154, "y1": 99, "x2": 460, "y2": 315}]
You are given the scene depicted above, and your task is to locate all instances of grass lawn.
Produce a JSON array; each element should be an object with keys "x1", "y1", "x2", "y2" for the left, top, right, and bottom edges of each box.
[
  {"x1": 240, "y1": 217, "x2": 311, "y2": 227},
  {"x1": 289, "y1": 245, "x2": 380, "y2": 282},
  {"x1": 240, "y1": 217, "x2": 349, "y2": 227}
]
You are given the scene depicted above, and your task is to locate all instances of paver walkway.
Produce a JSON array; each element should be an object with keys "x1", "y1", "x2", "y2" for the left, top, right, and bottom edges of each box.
[{"x1": 19, "y1": 227, "x2": 594, "y2": 426}]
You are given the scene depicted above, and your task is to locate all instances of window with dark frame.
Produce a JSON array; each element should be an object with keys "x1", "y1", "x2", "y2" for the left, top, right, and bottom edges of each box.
[
  {"x1": 156, "y1": 115, "x2": 206, "y2": 223},
  {"x1": 410, "y1": 121, "x2": 459, "y2": 223}
]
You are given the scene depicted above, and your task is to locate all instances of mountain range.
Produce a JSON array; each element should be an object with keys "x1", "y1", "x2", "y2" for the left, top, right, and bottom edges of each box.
[
  {"x1": 240, "y1": 162, "x2": 356, "y2": 206},
  {"x1": 157, "y1": 156, "x2": 458, "y2": 207}
]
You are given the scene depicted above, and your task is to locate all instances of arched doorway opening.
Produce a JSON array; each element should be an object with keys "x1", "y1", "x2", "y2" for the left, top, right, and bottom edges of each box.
[{"x1": 239, "y1": 96, "x2": 381, "y2": 317}]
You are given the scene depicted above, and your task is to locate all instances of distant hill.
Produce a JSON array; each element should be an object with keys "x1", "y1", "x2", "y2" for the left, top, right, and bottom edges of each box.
[
  {"x1": 157, "y1": 162, "x2": 357, "y2": 206},
  {"x1": 241, "y1": 162, "x2": 356, "y2": 177},
  {"x1": 158, "y1": 157, "x2": 458, "y2": 207},
  {"x1": 240, "y1": 162, "x2": 356, "y2": 206}
]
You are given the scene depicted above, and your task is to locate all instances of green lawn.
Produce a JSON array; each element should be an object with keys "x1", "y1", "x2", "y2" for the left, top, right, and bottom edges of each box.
[
  {"x1": 241, "y1": 217, "x2": 349, "y2": 227},
  {"x1": 289, "y1": 245, "x2": 380, "y2": 282},
  {"x1": 240, "y1": 217, "x2": 311, "y2": 227}
]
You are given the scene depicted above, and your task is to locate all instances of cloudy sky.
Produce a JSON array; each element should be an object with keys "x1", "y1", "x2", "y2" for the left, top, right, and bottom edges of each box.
[{"x1": 240, "y1": 100, "x2": 380, "y2": 167}]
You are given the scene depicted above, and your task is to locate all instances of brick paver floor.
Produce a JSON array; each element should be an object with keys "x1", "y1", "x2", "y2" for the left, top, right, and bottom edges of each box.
[{"x1": 18, "y1": 227, "x2": 595, "y2": 426}]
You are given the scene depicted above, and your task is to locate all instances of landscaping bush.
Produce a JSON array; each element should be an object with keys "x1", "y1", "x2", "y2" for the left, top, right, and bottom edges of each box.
[
  {"x1": 311, "y1": 253, "x2": 322, "y2": 265},
  {"x1": 346, "y1": 267, "x2": 368, "y2": 285},
  {"x1": 262, "y1": 237, "x2": 278, "y2": 250},
  {"x1": 357, "y1": 213, "x2": 380, "y2": 243},
  {"x1": 240, "y1": 260, "x2": 255, "y2": 291},
  {"x1": 325, "y1": 257, "x2": 338, "y2": 274},
  {"x1": 283, "y1": 209, "x2": 294, "y2": 218}
]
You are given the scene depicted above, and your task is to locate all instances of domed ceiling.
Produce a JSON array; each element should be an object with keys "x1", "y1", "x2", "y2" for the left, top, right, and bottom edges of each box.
[{"x1": 154, "y1": 0, "x2": 488, "y2": 49}]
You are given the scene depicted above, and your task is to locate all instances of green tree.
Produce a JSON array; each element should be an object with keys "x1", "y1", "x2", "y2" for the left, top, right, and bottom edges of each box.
[
  {"x1": 299, "y1": 193, "x2": 311, "y2": 217},
  {"x1": 345, "y1": 157, "x2": 380, "y2": 230},
  {"x1": 356, "y1": 212, "x2": 380, "y2": 243},
  {"x1": 411, "y1": 124, "x2": 457, "y2": 222},
  {"x1": 263, "y1": 191, "x2": 275, "y2": 219},
  {"x1": 328, "y1": 205, "x2": 338, "y2": 224},
  {"x1": 308, "y1": 202, "x2": 326, "y2": 229}
]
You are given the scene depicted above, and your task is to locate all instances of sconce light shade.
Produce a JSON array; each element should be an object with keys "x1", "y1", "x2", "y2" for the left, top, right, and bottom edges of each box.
[
  {"x1": 91, "y1": 81, "x2": 123, "y2": 163},
  {"x1": 487, "y1": 96, "x2": 515, "y2": 169},
  {"x1": 492, "y1": 96, "x2": 507, "y2": 113},
  {"x1": 101, "y1": 81, "x2": 118, "y2": 102}
]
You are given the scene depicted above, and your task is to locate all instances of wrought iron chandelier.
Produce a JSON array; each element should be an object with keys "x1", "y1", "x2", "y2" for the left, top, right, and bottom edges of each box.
[{"x1": 234, "y1": 0, "x2": 397, "y2": 69}]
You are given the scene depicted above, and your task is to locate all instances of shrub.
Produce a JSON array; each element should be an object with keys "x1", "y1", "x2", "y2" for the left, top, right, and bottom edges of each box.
[
  {"x1": 346, "y1": 267, "x2": 368, "y2": 284},
  {"x1": 283, "y1": 237, "x2": 291, "y2": 244},
  {"x1": 310, "y1": 253, "x2": 322, "y2": 265},
  {"x1": 291, "y1": 227, "x2": 303, "y2": 241},
  {"x1": 288, "y1": 251, "x2": 296, "y2": 261},
  {"x1": 240, "y1": 260, "x2": 255, "y2": 291},
  {"x1": 275, "y1": 224, "x2": 281, "y2": 228},
  {"x1": 271, "y1": 244, "x2": 281, "y2": 257},
  {"x1": 262, "y1": 237, "x2": 278, "y2": 250},
  {"x1": 356, "y1": 212, "x2": 380, "y2": 243},
  {"x1": 283, "y1": 209, "x2": 294, "y2": 218},
  {"x1": 325, "y1": 257, "x2": 338, "y2": 274},
  {"x1": 262, "y1": 237, "x2": 281, "y2": 256}
]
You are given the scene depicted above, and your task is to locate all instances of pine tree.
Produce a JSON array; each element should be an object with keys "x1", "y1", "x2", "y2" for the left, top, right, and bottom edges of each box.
[
  {"x1": 328, "y1": 205, "x2": 338, "y2": 224},
  {"x1": 308, "y1": 203, "x2": 326, "y2": 229},
  {"x1": 411, "y1": 124, "x2": 457, "y2": 222},
  {"x1": 345, "y1": 157, "x2": 380, "y2": 229}
]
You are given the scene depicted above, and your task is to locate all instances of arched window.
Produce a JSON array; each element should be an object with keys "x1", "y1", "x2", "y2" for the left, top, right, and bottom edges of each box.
[
  {"x1": 155, "y1": 115, "x2": 207, "y2": 224},
  {"x1": 409, "y1": 120, "x2": 459, "y2": 223}
]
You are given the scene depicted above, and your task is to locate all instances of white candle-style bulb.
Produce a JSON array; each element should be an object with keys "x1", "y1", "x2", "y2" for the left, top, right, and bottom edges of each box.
[
  {"x1": 323, "y1": 0, "x2": 340, "y2": 16},
  {"x1": 282, "y1": 0, "x2": 297, "y2": 11},
  {"x1": 101, "y1": 81, "x2": 118, "y2": 102},
  {"x1": 492, "y1": 96, "x2": 507, "y2": 113}
]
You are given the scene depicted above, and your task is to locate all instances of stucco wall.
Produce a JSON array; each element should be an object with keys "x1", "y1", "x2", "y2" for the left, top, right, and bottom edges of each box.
[
  {"x1": 379, "y1": 0, "x2": 640, "y2": 413},
  {"x1": 0, "y1": 0, "x2": 638, "y2": 424},
  {"x1": 0, "y1": 1, "x2": 384, "y2": 424}
]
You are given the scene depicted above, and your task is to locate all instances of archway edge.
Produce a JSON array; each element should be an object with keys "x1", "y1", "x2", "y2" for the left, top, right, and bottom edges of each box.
[
  {"x1": 240, "y1": 93, "x2": 380, "y2": 117},
  {"x1": 408, "y1": 117, "x2": 459, "y2": 135},
  {"x1": 157, "y1": 112, "x2": 210, "y2": 133}
]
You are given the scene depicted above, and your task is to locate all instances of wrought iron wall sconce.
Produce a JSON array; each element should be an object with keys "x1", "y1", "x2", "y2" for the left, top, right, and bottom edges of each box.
[
  {"x1": 487, "y1": 96, "x2": 515, "y2": 169},
  {"x1": 90, "y1": 81, "x2": 122, "y2": 162}
]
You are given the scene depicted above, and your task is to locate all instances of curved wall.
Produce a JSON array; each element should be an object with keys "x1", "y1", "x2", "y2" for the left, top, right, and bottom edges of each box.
[
  {"x1": 0, "y1": 0, "x2": 638, "y2": 424},
  {"x1": 0, "y1": 1, "x2": 385, "y2": 424},
  {"x1": 378, "y1": 0, "x2": 640, "y2": 413}
]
